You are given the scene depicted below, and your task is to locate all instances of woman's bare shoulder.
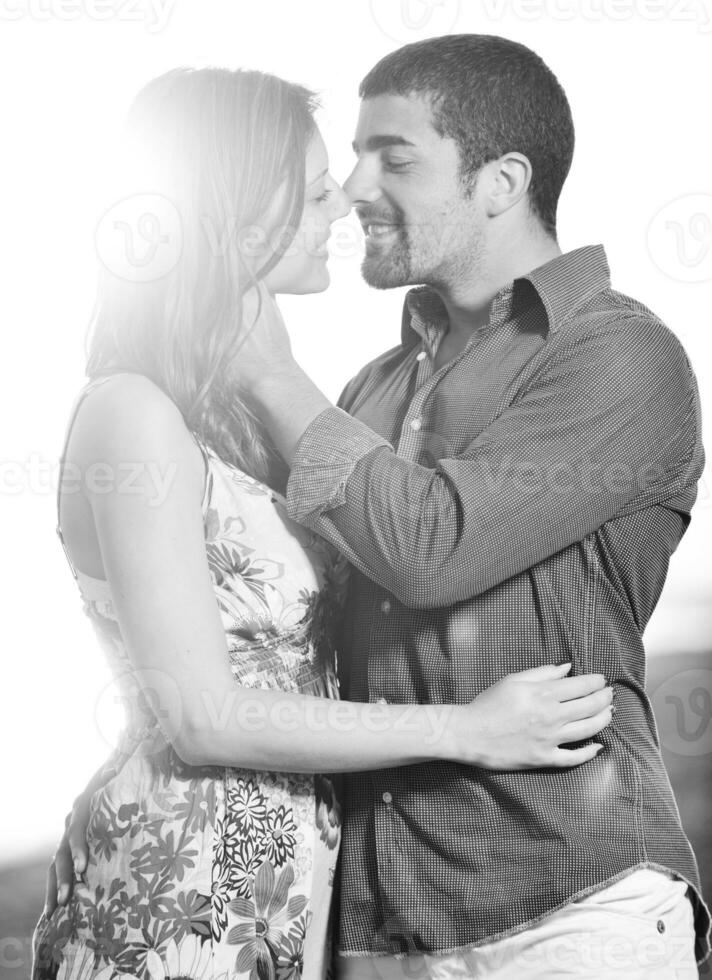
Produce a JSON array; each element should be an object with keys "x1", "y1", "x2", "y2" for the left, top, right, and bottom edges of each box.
[{"x1": 69, "y1": 372, "x2": 203, "y2": 485}]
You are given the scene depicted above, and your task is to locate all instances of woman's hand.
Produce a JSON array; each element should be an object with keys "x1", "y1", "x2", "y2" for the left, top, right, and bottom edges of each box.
[
  {"x1": 43, "y1": 794, "x2": 91, "y2": 916},
  {"x1": 452, "y1": 663, "x2": 613, "y2": 770}
]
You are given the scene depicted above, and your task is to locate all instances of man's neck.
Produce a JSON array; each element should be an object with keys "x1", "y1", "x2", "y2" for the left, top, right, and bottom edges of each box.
[{"x1": 433, "y1": 236, "x2": 562, "y2": 359}]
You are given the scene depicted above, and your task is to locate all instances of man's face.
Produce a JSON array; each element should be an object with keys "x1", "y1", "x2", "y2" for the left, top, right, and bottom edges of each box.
[{"x1": 344, "y1": 93, "x2": 483, "y2": 291}]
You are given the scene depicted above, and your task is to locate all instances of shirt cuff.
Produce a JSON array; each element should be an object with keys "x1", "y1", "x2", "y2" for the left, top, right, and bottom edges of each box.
[{"x1": 286, "y1": 406, "x2": 390, "y2": 526}]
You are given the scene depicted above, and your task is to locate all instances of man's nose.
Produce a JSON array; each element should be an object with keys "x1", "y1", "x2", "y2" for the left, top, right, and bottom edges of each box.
[{"x1": 343, "y1": 162, "x2": 381, "y2": 207}]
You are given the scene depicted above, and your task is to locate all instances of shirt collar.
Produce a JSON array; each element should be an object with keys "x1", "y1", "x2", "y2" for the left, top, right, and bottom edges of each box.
[
  {"x1": 401, "y1": 244, "x2": 612, "y2": 350},
  {"x1": 402, "y1": 287, "x2": 450, "y2": 356}
]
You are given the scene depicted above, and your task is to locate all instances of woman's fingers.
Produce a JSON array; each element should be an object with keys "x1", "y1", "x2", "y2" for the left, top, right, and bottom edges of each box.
[
  {"x1": 550, "y1": 742, "x2": 604, "y2": 768},
  {"x1": 43, "y1": 861, "x2": 57, "y2": 918},
  {"x1": 550, "y1": 673, "x2": 607, "y2": 700},
  {"x1": 559, "y1": 706, "x2": 614, "y2": 744},
  {"x1": 508, "y1": 665, "x2": 609, "y2": 703},
  {"x1": 514, "y1": 662, "x2": 572, "y2": 681},
  {"x1": 560, "y1": 686, "x2": 613, "y2": 722}
]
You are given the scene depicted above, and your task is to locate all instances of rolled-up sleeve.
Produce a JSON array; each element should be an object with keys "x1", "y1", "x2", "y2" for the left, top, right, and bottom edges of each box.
[
  {"x1": 286, "y1": 317, "x2": 703, "y2": 608},
  {"x1": 286, "y1": 407, "x2": 391, "y2": 522}
]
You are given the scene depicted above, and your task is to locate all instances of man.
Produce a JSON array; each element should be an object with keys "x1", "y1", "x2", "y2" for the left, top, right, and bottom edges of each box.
[
  {"x1": 53, "y1": 34, "x2": 709, "y2": 978},
  {"x1": 232, "y1": 33, "x2": 710, "y2": 978}
]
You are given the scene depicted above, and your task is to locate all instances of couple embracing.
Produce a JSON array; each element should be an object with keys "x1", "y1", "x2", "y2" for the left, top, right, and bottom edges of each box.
[{"x1": 33, "y1": 33, "x2": 709, "y2": 980}]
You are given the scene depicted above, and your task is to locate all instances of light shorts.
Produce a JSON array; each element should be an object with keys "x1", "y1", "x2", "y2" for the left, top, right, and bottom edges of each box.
[{"x1": 335, "y1": 868, "x2": 698, "y2": 979}]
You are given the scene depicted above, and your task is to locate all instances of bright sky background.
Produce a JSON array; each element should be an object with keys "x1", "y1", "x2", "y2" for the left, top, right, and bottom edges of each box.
[{"x1": 1, "y1": 0, "x2": 710, "y2": 864}]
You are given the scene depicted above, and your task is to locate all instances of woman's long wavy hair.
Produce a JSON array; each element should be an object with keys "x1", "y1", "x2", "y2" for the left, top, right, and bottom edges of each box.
[{"x1": 86, "y1": 67, "x2": 319, "y2": 481}]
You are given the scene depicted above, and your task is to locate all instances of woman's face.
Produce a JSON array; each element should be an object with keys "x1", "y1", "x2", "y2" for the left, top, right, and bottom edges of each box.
[{"x1": 262, "y1": 129, "x2": 350, "y2": 295}]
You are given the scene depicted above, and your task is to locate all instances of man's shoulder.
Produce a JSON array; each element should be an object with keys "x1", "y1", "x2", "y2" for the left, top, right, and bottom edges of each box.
[{"x1": 559, "y1": 287, "x2": 694, "y2": 375}]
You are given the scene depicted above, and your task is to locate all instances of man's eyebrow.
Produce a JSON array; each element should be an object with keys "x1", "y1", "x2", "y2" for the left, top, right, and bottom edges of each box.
[
  {"x1": 351, "y1": 135, "x2": 417, "y2": 154},
  {"x1": 306, "y1": 167, "x2": 329, "y2": 186}
]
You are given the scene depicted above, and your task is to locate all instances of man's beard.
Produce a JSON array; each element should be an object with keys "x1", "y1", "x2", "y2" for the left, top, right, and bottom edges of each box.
[
  {"x1": 360, "y1": 226, "x2": 416, "y2": 290},
  {"x1": 362, "y1": 215, "x2": 484, "y2": 294}
]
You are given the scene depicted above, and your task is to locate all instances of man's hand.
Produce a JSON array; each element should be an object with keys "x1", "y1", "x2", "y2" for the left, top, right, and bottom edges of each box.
[
  {"x1": 43, "y1": 795, "x2": 91, "y2": 917},
  {"x1": 230, "y1": 282, "x2": 295, "y2": 392},
  {"x1": 231, "y1": 282, "x2": 332, "y2": 465}
]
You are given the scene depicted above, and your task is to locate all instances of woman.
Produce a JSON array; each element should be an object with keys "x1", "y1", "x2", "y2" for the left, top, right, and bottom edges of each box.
[{"x1": 33, "y1": 67, "x2": 613, "y2": 980}]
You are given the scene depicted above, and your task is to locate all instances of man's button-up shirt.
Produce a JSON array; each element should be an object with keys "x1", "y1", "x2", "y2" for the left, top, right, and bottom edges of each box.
[{"x1": 286, "y1": 245, "x2": 710, "y2": 962}]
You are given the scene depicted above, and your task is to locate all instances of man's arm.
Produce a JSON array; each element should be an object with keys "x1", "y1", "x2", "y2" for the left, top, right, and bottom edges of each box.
[
  {"x1": 43, "y1": 748, "x2": 126, "y2": 914},
  {"x1": 247, "y1": 313, "x2": 702, "y2": 609}
]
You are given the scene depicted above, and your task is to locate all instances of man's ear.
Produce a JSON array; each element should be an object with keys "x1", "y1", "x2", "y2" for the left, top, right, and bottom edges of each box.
[{"x1": 484, "y1": 152, "x2": 533, "y2": 218}]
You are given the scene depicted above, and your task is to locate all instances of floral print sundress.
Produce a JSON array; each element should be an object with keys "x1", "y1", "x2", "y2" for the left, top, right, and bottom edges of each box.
[{"x1": 33, "y1": 375, "x2": 347, "y2": 980}]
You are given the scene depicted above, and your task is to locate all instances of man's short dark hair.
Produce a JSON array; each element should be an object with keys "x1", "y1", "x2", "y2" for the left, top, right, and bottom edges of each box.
[{"x1": 359, "y1": 34, "x2": 574, "y2": 238}]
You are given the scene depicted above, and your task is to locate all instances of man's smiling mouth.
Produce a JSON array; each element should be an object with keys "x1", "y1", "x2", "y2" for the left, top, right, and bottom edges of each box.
[{"x1": 364, "y1": 222, "x2": 400, "y2": 243}]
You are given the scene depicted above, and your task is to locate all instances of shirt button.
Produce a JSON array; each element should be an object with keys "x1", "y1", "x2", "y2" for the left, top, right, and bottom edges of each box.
[
  {"x1": 657, "y1": 920, "x2": 666, "y2": 934},
  {"x1": 410, "y1": 418, "x2": 422, "y2": 431},
  {"x1": 416, "y1": 351, "x2": 427, "y2": 362},
  {"x1": 380, "y1": 600, "x2": 391, "y2": 615},
  {"x1": 382, "y1": 792, "x2": 393, "y2": 804}
]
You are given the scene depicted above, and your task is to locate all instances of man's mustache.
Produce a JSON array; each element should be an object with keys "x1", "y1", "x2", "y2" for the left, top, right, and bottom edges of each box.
[{"x1": 356, "y1": 209, "x2": 404, "y2": 227}]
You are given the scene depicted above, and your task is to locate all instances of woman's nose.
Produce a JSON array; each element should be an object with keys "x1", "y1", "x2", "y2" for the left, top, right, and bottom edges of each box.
[{"x1": 329, "y1": 184, "x2": 352, "y2": 222}]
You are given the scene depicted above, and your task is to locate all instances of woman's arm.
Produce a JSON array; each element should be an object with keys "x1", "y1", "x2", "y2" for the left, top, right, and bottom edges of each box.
[
  {"x1": 46, "y1": 660, "x2": 611, "y2": 914},
  {"x1": 74, "y1": 375, "x2": 610, "y2": 776}
]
